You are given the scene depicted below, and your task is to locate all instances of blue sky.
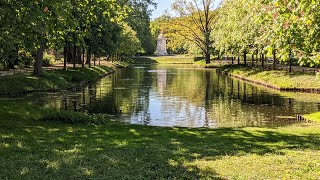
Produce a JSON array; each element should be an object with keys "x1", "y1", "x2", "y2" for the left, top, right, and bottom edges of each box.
[
  {"x1": 150, "y1": 0, "x2": 222, "y2": 20},
  {"x1": 151, "y1": 0, "x2": 175, "y2": 19}
]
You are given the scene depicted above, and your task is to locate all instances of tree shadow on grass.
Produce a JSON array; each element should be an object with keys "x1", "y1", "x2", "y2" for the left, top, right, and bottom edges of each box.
[{"x1": 1, "y1": 113, "x2": 320, "y2": 179}]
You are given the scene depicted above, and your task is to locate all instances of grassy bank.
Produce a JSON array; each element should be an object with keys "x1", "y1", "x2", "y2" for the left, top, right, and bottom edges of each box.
[
  {"x1": 1, "y1": 101, "x2": 320, "y2": 179},
  {"x1": 193, "y1": 59, "x2": 229, "y2": 68},
  {"x1": 132, "y1": 55, "x2": 194, "y2": 64},
  {"x1": 304, "y1": 112, "x2": 320, "y2": 123},
  {"x1": 0, "y1": 66, "x2": 113, "y2": 95},
  {"x1": 219, "y1": 65, "x2": 320, "y2": 89}
]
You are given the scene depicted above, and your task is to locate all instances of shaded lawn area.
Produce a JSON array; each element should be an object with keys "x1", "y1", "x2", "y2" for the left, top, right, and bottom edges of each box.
[
  {"x1": 0, "y1": 66, "x2": 113, "y2": 95},
  {"x1": 1, "y1": 101, "x2": 320, "y2": 179},
  {"x1": 219, "y1": 65, "x2": 320, "y2": 89}
]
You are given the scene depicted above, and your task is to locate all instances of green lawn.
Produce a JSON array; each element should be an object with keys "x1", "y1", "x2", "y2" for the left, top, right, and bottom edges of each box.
[
  {"x1": 304, "y1": 112, "x2": 320, "y2": 123},
  {"x1": 0, "y1": 66, "x2": 113, "y2": 95},
  {"x1": 132, "y1": 55, "x2": 195, "y2": 64},
  {"x1": 219, "y1": 65, "x2": 320, "y2": 89},
  {"x1": 1, "y1": 101, "x2": 320, "y2": 179}
]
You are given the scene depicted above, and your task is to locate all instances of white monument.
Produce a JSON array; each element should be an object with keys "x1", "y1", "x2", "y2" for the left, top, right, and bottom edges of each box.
[{"x1": 155, "y1": 33, "x2": 168, "y2": 55}]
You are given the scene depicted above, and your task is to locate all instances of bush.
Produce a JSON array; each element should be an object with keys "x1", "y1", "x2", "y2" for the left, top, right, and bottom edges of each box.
[
  {"x1": 43, "y1": 109, "x2": 110, "y2": 125},
  {"x1": 43, "y1": 53, "x2": 57, "y2": 66},
  {"x1": 18, "y1": 50, "x2": 34, "y2": 68}
]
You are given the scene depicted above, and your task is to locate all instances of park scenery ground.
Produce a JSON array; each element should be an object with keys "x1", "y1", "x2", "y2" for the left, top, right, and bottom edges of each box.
[
  {"x1": 2, "y1": 0, "x2": 320, "y2": 178},
  {"x1": 1, "y1": 58, "x2": 320, "y2": 179}
]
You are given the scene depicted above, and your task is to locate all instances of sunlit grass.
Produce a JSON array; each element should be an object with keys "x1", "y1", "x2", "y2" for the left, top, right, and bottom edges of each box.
[
  {"x1": 132, "y1": 55, "x2": 194, "y2": 64},
  {"x1": 0, "y1": 66, "x2": 113, "y2": 95},
  {"x1": 304, "y1": 112, "x2": 320, "y2": 123},
  {"x1": 193, "y1": 59, "x2": 228, "y2": 68},
  {"x1": 219, "y1": 65, "x2": 320, "y2": 89},
  {"x1": 1, "y1": 101, "x2": 320, "y2": 179}
]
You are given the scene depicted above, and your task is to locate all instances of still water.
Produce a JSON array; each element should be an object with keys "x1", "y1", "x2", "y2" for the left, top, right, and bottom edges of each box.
[{"x1": 7, "y1": 65, "x2": 320, "y2": 128}]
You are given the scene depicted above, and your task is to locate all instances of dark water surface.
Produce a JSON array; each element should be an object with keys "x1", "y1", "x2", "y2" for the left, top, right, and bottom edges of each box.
[{"x1": 4, "y1": 65, "x2": 320, "y2": 128}]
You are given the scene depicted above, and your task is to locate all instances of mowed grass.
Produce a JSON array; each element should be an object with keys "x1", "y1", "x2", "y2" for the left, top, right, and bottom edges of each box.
[
  {"x1": 304, "y1": 112, "x2": 320, "y2": 123},
  {"x1": 219, "y1": 65, "x2": 320, "y2": 89},
  {"x1": 0, "y1": 66, "x2": 113, "y2": 95},
  {"x1": 132, "y1": 55, "x2": 194, "y2": 64},
  {"x1": 193, "y1": 59, "x2": 230, "y2": 68},
  {"x1": 1, "y1": 101, "x2": 320, "y2": 179}
]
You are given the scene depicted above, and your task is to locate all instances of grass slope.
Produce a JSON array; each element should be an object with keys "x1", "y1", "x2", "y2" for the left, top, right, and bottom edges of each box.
[
  {"x1": 1, "y1": 101, "x2": 320, "y2": 179},
  {"x1": 0, "y1": 66, "x2": 113, "y2": 95},
  {"x1": 219, "y1": 65, "x2": 320, "y2": 89},
  {"x1": 304, "y1": 112, "x2": 320, "y2": 123},
  {"x1": 132, "y1": 56, "x2": 194, "y2": 64}
]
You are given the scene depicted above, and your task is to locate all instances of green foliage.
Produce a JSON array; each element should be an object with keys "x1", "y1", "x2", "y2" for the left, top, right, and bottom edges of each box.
[
  {"x1": 42, "y1": 53, "x2": 57, "y2": 66},
  {"x1": 18, "y1": 50, "x2": 34, "y2": 68},
  {"x1": 43, "y1": 110, "x2": 110, "y2": 125},
  {"x1": 126, "y1": 1, "x2": 156, "y2": 54},
  {"x1": 116, "y1": 23, "x2": 142, "y2": 56},
  {"x1": 0, "y1": 0, "x2": 155, "y2": 74},
  {"x1": 214, "y1": 0, "x2": 320, "y2": 68},
  {"x1": 151, "y1": 16, "x2": 192, "y2": 54}
]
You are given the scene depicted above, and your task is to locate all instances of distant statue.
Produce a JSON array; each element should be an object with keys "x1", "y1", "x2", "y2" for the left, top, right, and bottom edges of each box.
[{"x1": 155, "y1": 33, "x2": 168, "y2": 56}]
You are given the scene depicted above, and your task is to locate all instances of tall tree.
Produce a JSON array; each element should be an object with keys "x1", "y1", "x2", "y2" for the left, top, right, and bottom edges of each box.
[
  {"x1": 171, "y1": 0, "x2": 219, "y2": 63},
  {"x1": 125, "y1": 0, "x2": 156, "y2": 54}
]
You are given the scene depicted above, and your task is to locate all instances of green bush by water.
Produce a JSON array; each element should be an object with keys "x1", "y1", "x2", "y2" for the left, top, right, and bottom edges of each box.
[{"x1": 43, "y1": 110, "x2": 110, "y2": 125}]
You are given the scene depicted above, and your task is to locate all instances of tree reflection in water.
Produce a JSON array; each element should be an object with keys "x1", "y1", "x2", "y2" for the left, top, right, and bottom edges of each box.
[{"x1": 15, "y1": 65, "x2": 320, "y2": 128}]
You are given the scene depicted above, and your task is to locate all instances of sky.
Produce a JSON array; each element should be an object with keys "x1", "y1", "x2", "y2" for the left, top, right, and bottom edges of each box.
[
  {"x1": 151, "y1": 0, "x2": 175, "y2": 20},
  {"x1": 150, "y1": 0, "x2": 222, "y2": 20}
]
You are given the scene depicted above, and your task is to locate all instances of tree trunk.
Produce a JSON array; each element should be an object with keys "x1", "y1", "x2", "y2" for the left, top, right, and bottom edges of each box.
[
  {"x1": 33, "y1": 37, "x2": 44, "y2": 76},
  {"x1": 86, "y1": 48, "x2": 91, "y2": 67},
  {"x1": 205, "y1": 53, "x2": 210, "y2": 64},
  {"x1": 77, "y1": 47, "x2": 82, "y2": 64},
  {"x1": 231, "y1": 57, "x2": 234, "y2": 64},
  {"x1": 251, "y1": 54, "x2": 254, "y2": 67},
  {"x1": 237, "y1": 56, "x2": 240, "y2": 65},
  {"x1": 63, "y1": 47, "x2": 67, "y2": 70},
  {"x1": 273, "y1": 50, "x2": 276, "y2": 70},
  {"x1": 82, "y1": 48, "x2": 85, "y2": 68},
  {"x1": 288, "y1": 53, "x2": 292, "y2": 73},
  {"x1": 244, "y1": 51, "x2": 247, "y2": 66},
  {"x1": 73, "y1": 45, "x2": 76, "y2": 68},
  {"x1": 261, "y1": 54, "x2": 264, "y2": 68}
]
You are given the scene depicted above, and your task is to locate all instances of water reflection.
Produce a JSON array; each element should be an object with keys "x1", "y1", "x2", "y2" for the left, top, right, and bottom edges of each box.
[{"x1": 5, "y1": 65, "x2": 320, "y2": 128}]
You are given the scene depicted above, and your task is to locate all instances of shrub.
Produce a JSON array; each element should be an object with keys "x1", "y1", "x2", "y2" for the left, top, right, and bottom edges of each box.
[
  {"x1": 18, "y1": 50, "x2": 34, "y2": 68},
  {"x1": 43, "y1": 109, "x2": 110, "y2": 125},
  {"x1": 43, "y1": 53, "x2": 57, "y2": 66}
]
